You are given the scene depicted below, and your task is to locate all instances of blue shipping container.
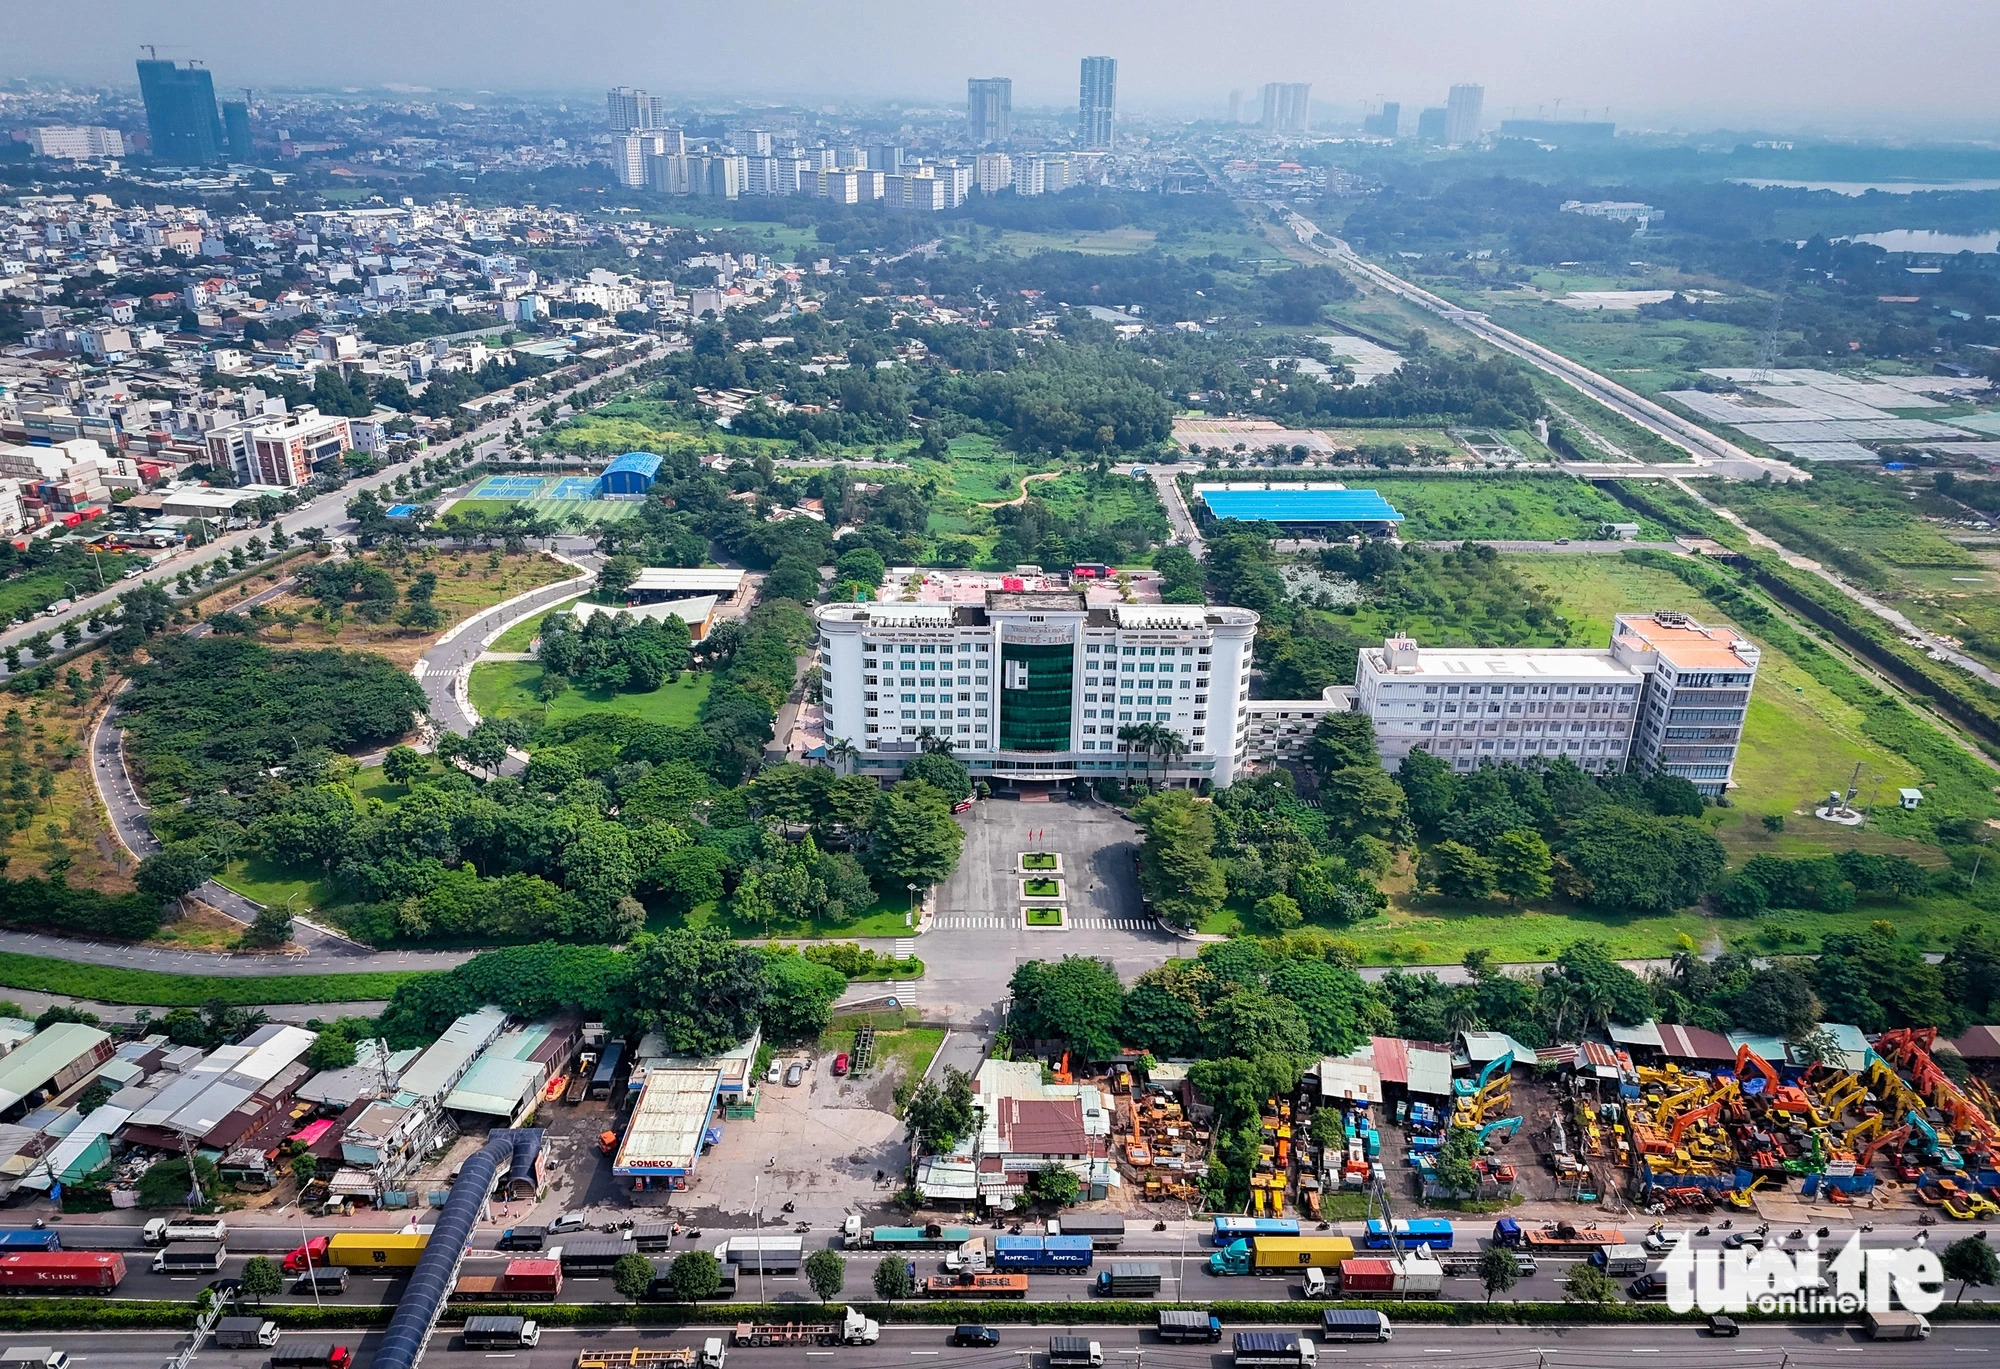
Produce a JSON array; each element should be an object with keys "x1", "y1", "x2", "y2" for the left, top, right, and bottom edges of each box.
[
  {"x1": 0, "y1": 1230, "x2": 59, "y2": 1252},
  {"x1": 993, "y1": 1234, "x2": 1093, "y2": 1269}
]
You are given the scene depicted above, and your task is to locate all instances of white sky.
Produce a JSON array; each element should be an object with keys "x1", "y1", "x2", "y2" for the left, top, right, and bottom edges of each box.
[{"x1": 14, "y1": 0, "x2": 2000, "y2": 136}]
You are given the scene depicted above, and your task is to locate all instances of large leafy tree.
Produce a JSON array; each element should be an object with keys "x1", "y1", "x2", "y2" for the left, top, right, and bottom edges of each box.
[
  {"x1": 867, "y1": 781, "x2": 965, "y2": 889},
  {"x1": 1132, "y1": 789, "x2": 1226, "y2": 930},
  {"x1": 1008, "y1": 956, "x2": 1126, "y2": 1060},
  {"x1": 618, "y1": 928, "x2": 768, "y2": 1055}
]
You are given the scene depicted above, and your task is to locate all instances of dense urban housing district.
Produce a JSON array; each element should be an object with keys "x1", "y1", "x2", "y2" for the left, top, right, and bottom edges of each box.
[{"x1": 0, "y1": 18, "x2": 1998, "y2": 1369}]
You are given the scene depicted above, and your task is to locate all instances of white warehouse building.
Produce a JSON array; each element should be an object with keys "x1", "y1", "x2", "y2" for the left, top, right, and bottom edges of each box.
[{"x1": 816, "y1": 589, "x2": 1259, "y2": 788}]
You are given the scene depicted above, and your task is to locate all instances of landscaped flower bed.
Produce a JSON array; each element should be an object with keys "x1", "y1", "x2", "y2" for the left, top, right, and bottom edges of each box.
[
  {"x1": 1020, "y1": 877, "x2": 1064, "y2": 900},
  {"x1": 1019, "y1": 851, "x2": 1060, "y2": 871},
  {"x1": 1023, "y1": 906, "x2": 1066, "y2": 928}
]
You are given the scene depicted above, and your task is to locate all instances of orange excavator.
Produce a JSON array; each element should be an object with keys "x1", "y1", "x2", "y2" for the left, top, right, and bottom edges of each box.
[
  {"x1": 1735, "y1": 1044, "x2": 1814, "y2": 1116},
  {"x1": 1670, "y1": 1099, "x2": 1723, "y2": 1150}
]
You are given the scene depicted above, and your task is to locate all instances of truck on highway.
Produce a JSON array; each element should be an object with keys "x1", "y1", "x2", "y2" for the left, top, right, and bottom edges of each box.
[
  {"x1": 715, "y1": 1235, "x2": 802, "y2": 1274},
  {"x1": 453, "y1": 1260, "x2": 563, "y2": 1301},
  {"x1": 0, "y1": 1253, "x2": 124, "y2": 1293},
  {"x1": 1093, "y1": 1263, "x2": 1163, "y2": 1297},
  {"x1": 1208, "y1": 1235, "x2": 1355, "y2": 1276},
  {"x1": 0, "y1": 1233, "x2": 58, "y2": 1254},
  {"x1": 1331, "y1": 1258, "x2": 1394, "y2": 1294},
  {"x1": 1048, "y1": 1336, "x2": 1104, "y2": 1368},
  {"x1": 0, "y1": 1351, "x2": 67, "y2": 1369},
  {"x1": 1156, "y1": 1311, "x2": 1222, "y2": 1344},
  {"x1": 152, "y1": 1243, "x2": 226, "y2": 1274},
  {"x1": 1047, "y1": 1215, "x2": 1126, "y2": 1249},
  {"x1": 1862, "y1": 1311, "x2": 1933, "y2": 1341},
  {"x1": 643, "y1": 1266, "x2": 738, "y2": 1301},
  {"x1": 840, "y1": 1219, "x2": 973, "y2": 1250},
  {"x1": 214, "y1": 1319, "x2": 280, "y2": 1350},
  {"x1": 944, "y1": 1238, "x2": 988, "y2": 1273},
  {"x1": 559, "y1": 1236, "x2": 635, "y2": 1276},
  {"x1": 994, "y1": 1234, "x2": 1093, "y2": 1273},
  {"x1": 283, "y1": 1238, "x2": 329, "y2": 1273},
  {"x1": 1232, "y1": 1332, "x2": 1317, "y2": 1367},
  {"x1": 921, "y1": 1273, "x2": 1030, "y2": 1299},
  {"x1": 326, "y1": 1232, "x2": 427, "y2": 1268},
  {"x1": 497, "y1": 1225, "x2": 547, "y2": 1251},
  {"x1": 1590, "y1": 1244, "x2": 1650, "y2": 1277},
  {"x1": 731, "y1": 1307, "x2": 879, "y2": 1347},
  {"x1": 293, "y1": 1268, "x2": 350, "y2": 1297},
  {"x1": 270, "y1": 1343, "x2": 352, "y2": 1369},
  {"x1": 1510, "y1": 1221, "x2": 1624, "y2": 1255},
  {"x1": 141, "y1": 1216, "x2": 226, "y2": 1247},
  {"x1": 1318, "y1": 1311, "x2": 1392, "y2": 1343},
  {"x1": 462, "y1": 1316, "x2": 541, "y2": 1349},
  {"x1": 631, "y1": 1224, "x2": 676, "y2": 1253},
  {"x1": 576, "y1": 1344, "x2": 726, "y2": 1369}
]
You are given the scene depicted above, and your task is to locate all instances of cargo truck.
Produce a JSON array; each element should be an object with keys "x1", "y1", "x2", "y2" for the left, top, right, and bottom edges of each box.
[
  {"x1": 840, "y1": 1219, "x2": 973, "y2": 1251},
  {"x1": 293, "y1": 1269, "x2": 349, "y2": 1297},
  {"x1": 994, "y1": 1235, "x2": 1093, "y2": 1272},
  {"x1": 1048, "y1": 1336, "x2": 1104, "y2": 1368},
  {"x1": 270, "y1": 1343, "x2": 352, "y2": 1369},
  {"x1": 944, "y1": 1238, "x2": 988, "y2": 1273},
  {"x1": 0, "y1": 1253, "x2": 124, "y2": 1293},
  {"x1": 152, "y1": 1243, "x2": 226, "y2": 1274},
  {"x1": 1863, "y1": 1311, "x2": 1932, "y2": 1341},
  {"x1": 1319, "y1": 1311, "x2": 1392, "y2": 1343},
  {"x1": 731, "y1": 1307, "x2": 878, "y2": 1347},
  {"x1": 1333, "y1": 1258, "x2": 1395, "y2": 1294},
  {"x1": 1093, "y1": 1263, "x2": 1162, "y2": 1297},
  {"x1": 142, "y1": 1217, "x2": 226, "y2": 1247},
  {"x1": 284, "y1": 1238, "x2": 329, "y2": 1274},
  {"x1": 326, "y1": 1233, "x2": 427, "y2": 1268},
  {"x1": 1048, "y1": 1216, "x2": 1126, "y2": 1250},
  {"x1": 575, "y1": 1344, "x2": 726, "y2": 1369},
  {"x1": 922, "y1": 1273, "x2": 1029, "y2": 1299},
  {"x1": 1155, "y1": 1312, "x2": 1222, "y2": 1344},
  {"x1": 716, "y1": 1235, "x2": 802, "y2": 1274},
  {"x1": 497, "y1": 1226, "x2": 546, "y2": 1251},
  {"x1": 632, "y1": 1224, "x2": 676, "y2": 1252},
  {"x1": 1208, "y1": 1235, "x2": 1355, "y2": 1276},
  {"x1": 1516, "y1": 1223, "x2": 1624, "y2": 1255},
  {"x1": 1590, "y1": 1245, "x2": 1649, "y2": 1278},
  {"x1": 1398, "y1": 1253, "x2": 1444, "y2": 1297},
  {"x1": 215, "y1": 1319, "x2": 280, "y2": 1349},
  {"x1": 453, "y1": 1260, "x2": 563, "y2": 1301},
  {"x1": 0, "y1": 1233, "x2": 58, "y2": 1254},
  {"x1": 462, "y1": 1316, "x2": 541, "y2": 1348},
  {"x1": 1232, "y1": 1332, "x2": 1317, "y2": 1367},
  {"x1": 560, "y1": 1236, "x2": 635, "y2": 1276},
  {"x1": 0, "y1": 1351, "x2": 67, "y2": 1369}
]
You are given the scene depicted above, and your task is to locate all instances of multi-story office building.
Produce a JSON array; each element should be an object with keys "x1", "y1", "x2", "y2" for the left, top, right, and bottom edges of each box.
[
  {"x1": 137, "y1": 59, "x2": 225, "y2": 165},
  {"x1": 1260, "y1": 82, "x2": 1312, "y2": 134},
  {"x1": 26, "y1": 126, "x2": 125, "y2": 160},
  {"x1": 204, "y1": 405, "x2": 352, "y2": 488},
  {"x1": 607, "y1": 87, "x2": 668, "y2": 133},
  {"x1": 1078, "y1": 56, "x2": 1117, "y2": 149},
  {"x1": 1416, "y1": 107, "x2": 1447, "y2": 142},
  {"x1": 1444, "y1": 83, "x2": 1484, "y2": 145},
  {"x1": 221, "y1": 100, "x2": 252, "y2": 161},
  {"x1": 975, "y1": 152, "x2": 1014, "y2": 196},
  {"x1": 816, "y1": 578, "x2": 1258, "y2": 789},
  {"x1": 968, "y1": 77, "x2": 1013, "y2": 144},
  {"x1": 1348, "y1": 611, "x2": 1758, "y2": 794},
  {"x1": 1363, "y1": 102, "x2": 1400, "y2": 138}
]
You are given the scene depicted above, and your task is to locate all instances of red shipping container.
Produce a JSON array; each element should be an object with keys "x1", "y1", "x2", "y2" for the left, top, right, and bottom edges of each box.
[
  {"x1": 0, "y1": 1251, "x2": 126, "y2": 1290},
  {"x1": 1337, "y1": 1257, "x2": 1395, "y2": 1293},
  {"x1": 502, "y1": 1258, "x2": 561, "y2": 1295}
]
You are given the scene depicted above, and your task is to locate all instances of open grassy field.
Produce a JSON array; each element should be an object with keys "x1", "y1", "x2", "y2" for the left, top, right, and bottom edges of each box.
[
  {"x1": 490, "y1": 595, "x2": 586, "y2": 652},
  {"x1": 469, "y1": 660, "x2": 711, "y2": 727},
  {"x1": 0, "y1": 950, "x2": 421, "y2": 1006},
  {"x1": 1367, "y1": 475, "x2": 1675, "y2": 541}
]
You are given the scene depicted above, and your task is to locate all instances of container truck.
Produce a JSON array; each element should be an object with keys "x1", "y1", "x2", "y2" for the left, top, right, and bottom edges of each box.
[
  {"x1": 632, "y1": 1224, "x2": 676, "y2": 1252},
  {"x1": 326, "y1": 1232, "x2": 427, "y2": 1268},
  {"x1": 1862, "y1": 1311, "x2": 1932, "y2": 1341},
  {"x1": 731, "y1": 1307, "x2": 879, "y2": 1347},
  {"x1": 1048, "y1": 1336, "x2": 1104, "y2": 1368},
  {"x1": 922, "y1": 1273, "x2": 1029, "y2": 1299},
  {"x1": 462, "y1": 1316, "x2": 541, "y2": 1349},
  {"x1": 1231, "y1": 1332, "x2": 1317, "y2": 1367},
  {"x1": 142, "y1": 1216, "x2": 226, "y2": 1247},
  {"x1": 1590, "y1": 1244, "x2": 1649, "y2": 1277},
  {"x1": 1518, "y1": 1223, "x2": 1624, "y2": 1255},
  {"x1": 1156, "y1": 1312, "x2": 1222, "y2": 1344},
  {"x1": 1093, "y1": 1263, "x2": 1162, "y2": 1297},
  {"x1": 1208, "y1": 1235, "x2": 1354, "y2": 1275},
  {"x1": 1334, "y1": 1258, "x2": 1395, "y2": 1294},
  {"x1": 152, "y1": 1243, "x2": 226, "y2": 1274},
  {"x1": 0, "y1": 1351, "x2": 68, "y2": 1369},
  {"x1": 1048, "y1": 1215, "x2": 1126, "y2": 1249},
  {"x1": 0, "y1": 1253, "x2": 124, "y2": 1293},
  {"x1": 576, "y1": 1345, "x2": 726, "y2": 1369},
  {"x1": 1398, "y1": 1253, "x2": 1444, "y2": 1297},
  {"x1": 840, "y1": 1219, "x2": 973, "y2": 1250},
  {"x1": 716, "y1": 1235, "x2": 802, "y2": 1274},
  {"x1": 944, "y1": 1238, "x2": 988, "y2": 1273},
  {"x1": 994, "y1": 1235, "x2": 1093, "y2": 1272},
  {"x1": 1318, "y1": 1311, "x2": 1392, "y2": 1343},
  {"x1": 270, "y1": 1344, "x2": 352, "y2": 1369},
  {"x1": 284, "y1": 1238, "x2": 329, "y2": 1274},
  {"x1": 0, "y1": 1233, "x2": 58, "y2": 1255},
  {"x1": 214, "y1": 1319, "x2": 280, "y2": 1350},
  {"x1": 1211, "y1": 1216, "x2": 1300, "y2": 1246},
  {"x1": 497, "y1": 1226, "x2": 547, "y2": 1251},
  {"x1": 453, "y1": 1260, "x2": 563, "y2": 1301},
  {"x1": 560, "y1": 1236, "x2": 635, "y2": 1276}
]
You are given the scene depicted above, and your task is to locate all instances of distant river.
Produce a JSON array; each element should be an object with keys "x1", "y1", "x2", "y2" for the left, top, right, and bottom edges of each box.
[
  {"x1": 1843, "y1": 228, "x2": 2000, "y2": 253},
  {"x1": 1730, "y1": 178, "x2": 2000, "y2": 194}
]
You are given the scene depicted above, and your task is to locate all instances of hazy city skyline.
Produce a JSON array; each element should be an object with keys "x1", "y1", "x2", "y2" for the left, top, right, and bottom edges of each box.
[{"x1": 9, "y1": 0, "x2": 2000, "y2": 137}]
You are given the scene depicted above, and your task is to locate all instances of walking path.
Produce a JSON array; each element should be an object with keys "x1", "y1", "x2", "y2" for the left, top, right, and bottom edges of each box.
[{"x1": 975, "y1": 469, "x2": 1061, "y2": 508}]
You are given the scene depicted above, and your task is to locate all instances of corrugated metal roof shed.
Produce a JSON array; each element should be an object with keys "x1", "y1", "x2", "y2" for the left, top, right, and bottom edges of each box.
[
  {"x1": 0, "y1": 1024, "x2": 112, "y2": 1113},
  {"x1": 443, "y1": 1056, "x2": 543, "y2": 1118},
  {"x1": 1197, "y1": 488, "x2": 1404, "y2": 524},
  {"x1": 395, "y1": 1006, "x2": 508, "y2": 1105},
  {"x1": 1405, "y1": 1045, "x2": 1454, "y2": 1098},
  {"x1": 613, "y1": 1067, "x2": 720, "y2": 1176},
  {"x1": 1608, "y1": 1020, "x2": 1666, "y2": 1051},
  {"x1": 1318, "y1": 1052, "x2": 1381, "y2": 1104}
]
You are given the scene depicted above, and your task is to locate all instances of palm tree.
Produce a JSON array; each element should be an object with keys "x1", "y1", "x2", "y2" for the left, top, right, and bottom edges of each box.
[
  {"x1": 825, "y1": 736, "x2": 860, "y2": 776},
  {"x1": 1151, "y1": 727, "x2": 1189, "y2": 789}
]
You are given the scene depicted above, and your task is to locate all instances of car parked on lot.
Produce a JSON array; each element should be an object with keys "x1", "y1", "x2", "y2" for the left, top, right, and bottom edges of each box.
[
  {"x1": 950, "y1": 1327, "x2": 1000, "y2": 1348},
  {"x1": 951, "y1": 798, "x2": 975, "y2": 814},
  {"x1": 832, "y1": 1053, "x2": 850, "y2": 1076},
  {"x1": 784, "y1": 1062, "x2": 804, "y2": 1087}
]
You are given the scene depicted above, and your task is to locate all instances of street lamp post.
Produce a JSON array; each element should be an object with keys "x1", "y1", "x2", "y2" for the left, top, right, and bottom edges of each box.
[{"x1": 907, "y1": 881, "x2": 919, "y2": 929}]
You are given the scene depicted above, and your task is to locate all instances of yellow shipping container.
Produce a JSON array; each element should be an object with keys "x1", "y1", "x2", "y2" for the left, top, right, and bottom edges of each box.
[
  {"x1": 326, "y1": 1232, "x2": 429, "y2": 1268},
  {"x1": 1251, "y1": 1236, "x2": 1355, "y2": 1270}
]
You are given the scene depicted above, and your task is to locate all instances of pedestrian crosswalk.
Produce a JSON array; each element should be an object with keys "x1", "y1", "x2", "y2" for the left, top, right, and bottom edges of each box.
[
  {"x1": 930, "y1": 916, "x2": 1157, "y2": 931},
  {"x1": 891, "y1": 938, "x2": 918, "y2": 1007}
]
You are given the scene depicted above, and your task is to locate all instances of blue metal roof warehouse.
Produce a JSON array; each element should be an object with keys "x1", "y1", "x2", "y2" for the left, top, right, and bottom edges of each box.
[
  {"x1": 1198, "y1": 488, "x2": 1403, "y2": 525},
  {"x1": 595, "y1": 451, "x2": 663, "y2": 497}
]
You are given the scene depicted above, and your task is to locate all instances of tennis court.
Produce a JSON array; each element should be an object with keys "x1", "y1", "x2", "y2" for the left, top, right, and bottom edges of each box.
[
  {"x1": 472, "y1": 475, "x2": 551, "y2": 499},
  {"x1": 550, "y1": 476, "x2": 598, "y2": 499}
]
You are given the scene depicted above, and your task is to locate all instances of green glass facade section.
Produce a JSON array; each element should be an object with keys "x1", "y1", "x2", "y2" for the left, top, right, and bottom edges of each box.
[{"x1": 1000, "y1": 642, "x2": 1074, "y2": 752}]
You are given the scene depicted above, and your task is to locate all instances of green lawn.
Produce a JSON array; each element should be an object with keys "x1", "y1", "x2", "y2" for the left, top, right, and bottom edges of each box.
[
  {"x1": 815, "y1": 1023, "x2": 940, "y2": 1087},
  {"x1": 1366, "y1": 475, "x2": 1674, "y2": 542},
  {"x1": 469, "y1": 661, "x2": 711, "y2": 726},
  {"x1": 1025, "y1": 907, "x2": 1064, "y2": 926},
  {"x1": 214, "y1": 854, "x2": 339, "y2": 912},
  {"x1": 663, "y1": 891, "x2": 919, "y2": 941},
  {"x1": 0, "y1": 952, "x2": 422, "y2": 1006},
  {"x1": 490, "y1": 596, "x2": 585, "y2": 652}
]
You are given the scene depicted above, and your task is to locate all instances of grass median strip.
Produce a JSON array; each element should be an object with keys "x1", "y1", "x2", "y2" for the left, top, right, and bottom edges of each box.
[{"x1": 0, "y1": 951, "x2": 426, "y2": 1006}]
